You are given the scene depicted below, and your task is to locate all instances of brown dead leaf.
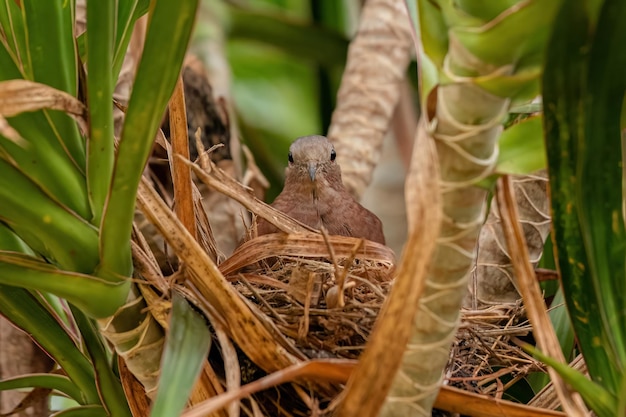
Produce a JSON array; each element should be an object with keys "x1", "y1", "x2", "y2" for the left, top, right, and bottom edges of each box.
[
  {"x1": 0, "y1": 79, "x2": 87, "y2": 132},
  {"x1": 435, "y1": 385, "x2": 567, "y2": 417},
  {"x1": 496, "y1": 176, "x2": 588, "y2": 416},
  {"x1": 334, "y1": 117, "x2": 441, "y2": 417},
  {"x1": 181, "y1": 359, "x2": 356, "y2": 417}
]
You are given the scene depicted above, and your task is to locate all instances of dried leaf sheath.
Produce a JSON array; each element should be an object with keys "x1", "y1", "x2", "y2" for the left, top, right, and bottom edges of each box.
[
  {"x1": 137, "y1": 177, "x2": 302, "y2": 371},
  {"x1": 496, "y1": 176, "x2": 588, "y2": 415},
  {"x1": 468, "y1": 172, "x2": 551, "y2": 306}
]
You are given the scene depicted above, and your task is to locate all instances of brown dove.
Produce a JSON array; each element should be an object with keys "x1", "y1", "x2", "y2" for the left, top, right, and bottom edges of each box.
[{"x1": 256, "y1": 135, "x2": 385, "y2": 245}]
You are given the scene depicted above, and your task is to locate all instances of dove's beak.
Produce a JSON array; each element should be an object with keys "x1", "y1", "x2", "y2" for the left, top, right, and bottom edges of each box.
[{"x1": 308, "y1": 163, "x2": 317, "y2": 181}]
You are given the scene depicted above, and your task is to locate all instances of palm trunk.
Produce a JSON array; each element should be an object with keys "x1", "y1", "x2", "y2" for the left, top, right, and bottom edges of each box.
[
  {"x1": 379, "y1": 1, "x2": 562, "y2": 412},
  {"x1": 382, "y1": 81, "x2": 507, "y2": 417}
]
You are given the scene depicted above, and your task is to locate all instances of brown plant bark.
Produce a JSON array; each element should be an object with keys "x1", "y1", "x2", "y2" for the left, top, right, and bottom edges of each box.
[
  {"x1": 0, "y1": 318, "x2": 53, "y2": 417},
  {"x1": 327, "y1": 0, "x2": 414, "y2": 199}
]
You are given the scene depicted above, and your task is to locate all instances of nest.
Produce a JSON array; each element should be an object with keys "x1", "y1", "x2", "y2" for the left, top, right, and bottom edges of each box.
[
  {"x1": 220, "y1": 231, "x2": 544, "y2": 395},
  {"x1": 219, "y1": 233, "x2": 396, "y2": 362},
  {"x1": 215, "y1": 233, "x2": 553, "y2": 414},
  {"x1": 137, "y1": 78, "x2": 554, "y2": 412},
  {"x1": 448, "y1": 303, "x2": 545, "y2": 398}
]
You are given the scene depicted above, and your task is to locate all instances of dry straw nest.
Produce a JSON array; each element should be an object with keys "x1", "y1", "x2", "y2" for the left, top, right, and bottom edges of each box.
[
  {"x1": 216, "y1": 233, "x2": 548, "y2": 410},
  {"x1": 138, "y1": 133, "x2": 554, "y2": 413},
  {"x1": 448, "y1": 303, "x2": 545, "y2": 397},
  {"x1": 219, "y1": 233, "x2": 396, "y2": 362}
]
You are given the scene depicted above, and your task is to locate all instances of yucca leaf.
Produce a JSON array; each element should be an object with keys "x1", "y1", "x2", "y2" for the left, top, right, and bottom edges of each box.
[
  {"x1": 473, "y1": 68, "x2": 541, "y2": 101},
  {"x1": 496, "y1": 115, "x2": 545, "y2": 175},
  {"x1": 0, "y1": 252, "x2": 129, "y2": 318},
  {"x1": 0, "y1": 285, "x2": 99, "y2": 404},
  {"x1": 415, "y1": 0, "x2": 447, "y2": 70},
  {"x1": 406, "y1": 0, "x2": 441, "y2": 104},
  {"x1": 578, "y1": 0, "x2": 626, "y2": 369},
  {"x1": 99, "y1": 0, "x2": 199, "y2": 277},
  {"x1": 86, "y1": 0, "x2": 115, "y2": 224},
  {"x1": 71, "y1": 307, "x2": 131, "y2": 417},
  {"x1": 22, "y1": 0, "x2": 84, "y2": 169},
  {"x1": 22, "y1": 0, "x2": 75, "y2": 95},
  {"x1": 0, "y1": 112, "x2": 90, "y2": 218},
  {"x1": 0, "y1": 21, "x2": 26, "y2": 80},
  {"x1": 543, "y1": 0, "x2": 626, "y2": 396},
  {"x1": 434, "y1": 0, "x2": 562, "y2": 102},
  {"x1": 113, "y1": 0, "x2": 150, "y2": 80},
  {"x1": 510, "y1": 102, "x2": 542, "y2": 113},
  {"x1": 0, "y1": 2, "x2": 18, "y2": 58},
  {"x1": 527, "y1": 288, "x2": 576, "y2": 393},
  {"x1": 0, "y1": 159, "x2": 98, "y2": 273},
  {"x1": 0, "y1": 374, "x2": 83, "y2": 404},
  {"x1": 51, "y1": 405, "x2": 108, "y2": 417},
  {"x1": 0, "y1": 59, "x2": 89, "y2": 220},
  {"x1": 549, "y1": 290, "x2": 575, "y2": 362},
  {"x1": 0, "y1": 0, "x2": 29, "y2": 77},
  {"x1": 526, "y1": 345, "x2": 617, "y2": 417},
  {"x1": 454, "y1": 0, "x2": 520, "y2": 21},
  {"x1": 0, "y1": 222, "x2": 32, "y2": 253},
  {"x1": 438, "y1": 1, "x2": 484, "y2": 28},
  {"x1": 77, "y1": 0, "x2": 151, "y2": 81},
  {"x1": 451, "y1": 0, "x2": 561, "y2": 70},
  {"x1": 150, "y1": 292, "x2": 211, "y2": 417}
]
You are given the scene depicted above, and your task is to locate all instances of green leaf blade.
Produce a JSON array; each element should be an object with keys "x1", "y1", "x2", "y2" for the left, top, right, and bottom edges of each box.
[
  {"x1": 112, "y1": 0, "x2": 150, "y2": 80},
  {"x1": 0, "y1": 111, "x2": 90, "y2": 220},
  {"x1": 22, "y1": 0, "x2": 76, "y2": 94},
  {"x1": 496, "y1": 115, "x2": 546, "y2": 175},
  {"x1": 526, "y1": 345, "x2": 617, "y2": 417},
  {"x1": 51, "y1": 405, "x2": 108, "y2": 417},
  {"x1": 0, "y1": 159, "x2": 98, "y2": 273},
  {"x1": 452, "y1": 0, "x2": 562, "y2": 71},
  {"x1": 0, "y1": 285, "x2": 99, "y2": 404},
  {"x1": 0, "y1": 0, "x2": 30, "y2": 77},
  {"x1": 86, "y1": 0, "x2": 115, "y2": 225},
  {"x1": 0, "y1": 374, "x2": 84, "y2": 404},
  {"x1": 100, "y1": 0, "x2": 199, "y2": 277},
  {"x1": 542, "y1": 0, "x2": 626, "y2": 399},
  {"x1": 578, "y1": 0, "x2": 626, "y2": 372},
  {"x1": 71, "y1": 308, "x2": 132, "y2": 417},
  {"x1": 0, "y1": 252, "x2": 129, "y2": 318},
  {"x1": 22, "y1": 0, "x2": 85, "y2": 168},
  {"x1": 150, "y1": 292, "x2": 211, "y2": 417}
]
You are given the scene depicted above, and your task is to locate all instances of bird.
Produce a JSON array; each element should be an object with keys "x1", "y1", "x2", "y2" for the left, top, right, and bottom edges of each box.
[{"x1": 256, "y1": 135, "x2": 385, "y2": 245}]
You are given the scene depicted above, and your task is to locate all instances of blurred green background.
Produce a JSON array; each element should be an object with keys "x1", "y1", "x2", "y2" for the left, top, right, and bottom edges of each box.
[{"x1": 192, "y1": 0, "x2": 361, "y2": 198}]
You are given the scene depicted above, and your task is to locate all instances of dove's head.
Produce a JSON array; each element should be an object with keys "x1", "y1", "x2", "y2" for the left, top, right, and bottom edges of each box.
[{"x1": 286, "y1": 135, "x2": 341, "y2": 184}]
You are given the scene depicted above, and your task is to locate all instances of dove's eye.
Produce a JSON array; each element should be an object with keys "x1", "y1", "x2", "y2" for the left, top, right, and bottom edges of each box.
[
  {"x1": 288, "y1": 152, "x2": 294, "y2": 163},
  {"x1": 330, "y1": 149, "x2": 336, "y2": 161}
]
